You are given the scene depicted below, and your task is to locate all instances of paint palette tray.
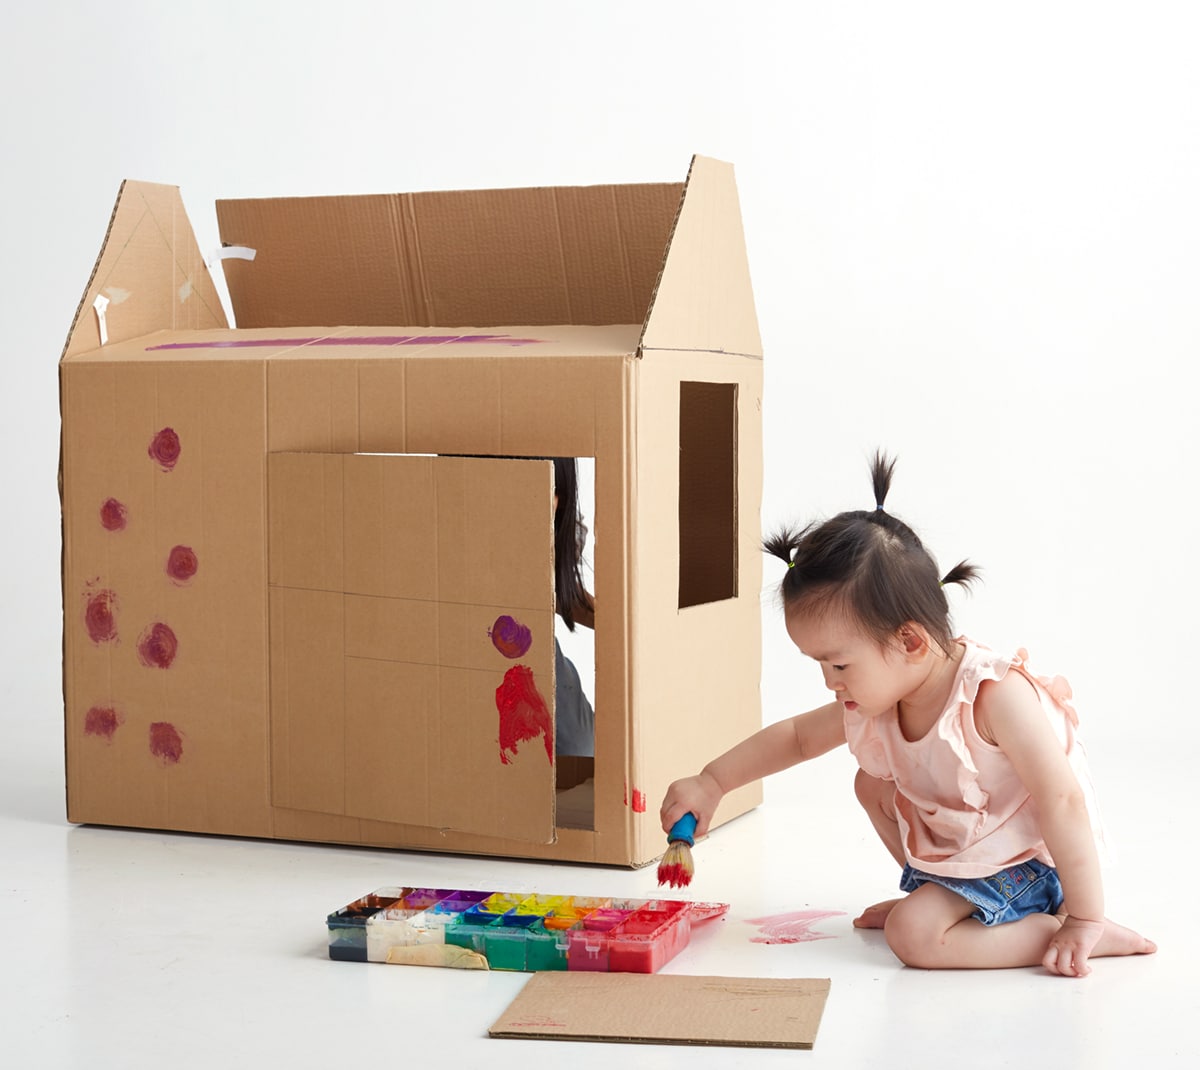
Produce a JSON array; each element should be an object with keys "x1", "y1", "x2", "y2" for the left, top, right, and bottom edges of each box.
[{"x1": 327, "y1": 887, "x2": 729, "y2": 973}]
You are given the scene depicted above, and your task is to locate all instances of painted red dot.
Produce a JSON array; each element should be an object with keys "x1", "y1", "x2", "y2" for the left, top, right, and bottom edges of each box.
[
  {"x1": 631, "y1": 789, "x2": 647, "y2": 813},
  {"x1": 149, "y1": 722, "x2": 183, "y2": 764},
  {"x1": 137, "y1": 622, "x2": 178, "y2": 669},
  {"x1": 166, "y1": 545, "x2": 198, "y2": 585},
  {"x1": 148, "y1": 427, "x2": 181, "y2": 471},
  {"x1": 99, "y1": 497, "x2": 128, "y2": 531},
  {"x1": 84, "y1": 705, "x2": 123, "y2": 741},
  {"x1": 84, "y1": 588, "x2": 118, "y2": 644}
]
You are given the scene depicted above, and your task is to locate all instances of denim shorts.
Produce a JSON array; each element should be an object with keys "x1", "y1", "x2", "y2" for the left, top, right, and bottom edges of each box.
[{"x1": 899, "y1": 860, "x2": 1065, "y2": 927}]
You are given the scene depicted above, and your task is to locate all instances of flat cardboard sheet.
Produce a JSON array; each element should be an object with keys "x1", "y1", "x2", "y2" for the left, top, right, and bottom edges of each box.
[{"x1": 489, "y1": 973, "x2": 831, "y2": 1049}]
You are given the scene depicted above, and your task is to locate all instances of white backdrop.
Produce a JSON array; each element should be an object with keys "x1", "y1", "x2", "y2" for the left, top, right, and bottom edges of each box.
[{"x1": 4, "y1": 0, "x2": 1197, "y2": 814}]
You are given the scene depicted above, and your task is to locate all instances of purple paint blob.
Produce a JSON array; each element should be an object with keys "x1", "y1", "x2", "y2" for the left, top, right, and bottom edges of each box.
[
  {"x1": 747, "y1": 910, "x2": 845, "y2": 944},
  {"x1": 99, "y1": 497, "x2": 128, "y2": 531},
  {"x1": 84, "y1": 588, "x2": 118, "y2": 644},
  {"x1": 166, "y1": 544, "x2": 199, "y2": 585},
  {"x1": 148, "y1": 427, "x2": 181, "y2": 471},
  {"x1": 84, "y1": 705, "x2": 123, "y2": 741},
  {"x1": 146, "y1": 334, "x2": 545, "y2": 350},
  {"x1": 137, "y1": 622, "x2": 178, "y2": 669},
  {"x1": 489, "y1": 614, "x2": 532, "y2": 658},
  {"x1": 149, "y1": 722, "x2": 183, "y2": 764}
]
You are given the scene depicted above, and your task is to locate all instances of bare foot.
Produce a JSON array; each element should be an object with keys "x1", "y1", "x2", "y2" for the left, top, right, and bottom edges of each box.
[
  {"x1": 1094, "y1": 917, "x2": 1157, "y2": 958},
  {"x1": 853, "y1": 898, "x2": 902, "y2": 929}
]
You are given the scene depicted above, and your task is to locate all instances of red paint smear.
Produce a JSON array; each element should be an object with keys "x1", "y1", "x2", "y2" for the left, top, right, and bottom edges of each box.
[
  {"x1": 99, "y1": 497, "x2": 128, "y2": 531},
  {"x1": 495, "y1": 665, "x2": 553, "y2": 765},
  {"x1": 137, "y1": 622, "x2": 178, "y2": 669},
  {"x1": 489, "y1": 614, "x2": 532, "y2": 658},
  {"x1": 166, "y1": 544, "x2": 199, "y2": 585},
  {"x1": 148, "y1": 427, "x2": 181, "y2": 471},
  {"x1": 84, "y1": 588, "x2": 118, "y2": 644},
  {"x1": 149, "y1": 722, "x2": 183, "y2": 764},
  {"x1": 631, "y1": 789, "x2": 647, "y2": 813},
  {"x1": 84, "y1": 705, "x2": 123, "y2": 741},
  {"x1": 746, "y1": 910, "x2": 845, "y2": 944}
]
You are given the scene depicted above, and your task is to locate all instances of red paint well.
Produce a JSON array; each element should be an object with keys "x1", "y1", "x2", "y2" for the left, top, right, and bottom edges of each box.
[
  {"x1": 137, "y1": 622, "x2": 178, "y2": 669},
  {"x1": 84, "y1": 705, "x2": 123, "y2": 741},
  {"x1": 99, "y1": 497, "x2": 128, "y2": 531},
  {"x1": 149, "y1": 722, "x2": 183, "y2": 764},
  {"x1": 495, "y1": 665, "x2": 553, "y2": 764},
  {"x1": 148, "y1": 427, "x2": 181, "y2": 471},
  {"x1": 166, "y1": 544, "x2": 198, "y2": 585},
  {"x1": 84, "y1": 588, "x2": 118, "y2": 644}
]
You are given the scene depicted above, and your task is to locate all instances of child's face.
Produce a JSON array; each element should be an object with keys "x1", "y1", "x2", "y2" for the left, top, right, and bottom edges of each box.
[{"x1": 785, "y1": 610, "x2": 919, "y2": 718}]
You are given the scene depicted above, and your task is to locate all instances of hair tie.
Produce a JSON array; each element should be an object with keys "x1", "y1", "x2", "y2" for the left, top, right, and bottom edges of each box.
[
  {"x1": 787, "y1": 560, "x2": 796, "y2": 569},
  {"x1": 875, "y1": 505, "x2": 885, "y2": 512}
]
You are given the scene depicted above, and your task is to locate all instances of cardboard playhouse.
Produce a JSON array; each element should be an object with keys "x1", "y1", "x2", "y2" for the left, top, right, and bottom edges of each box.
[{"x1": 58, "y1": 154, "x2": 764, "y2": 867}]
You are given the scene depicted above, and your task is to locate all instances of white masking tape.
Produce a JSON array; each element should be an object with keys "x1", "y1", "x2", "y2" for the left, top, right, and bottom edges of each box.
[
  {"x1": 93, "y1": 293, "x2": 110, "y2": 345},
  {"x1": 209, "y1": 245, "x2": 257, "y2": 266}
]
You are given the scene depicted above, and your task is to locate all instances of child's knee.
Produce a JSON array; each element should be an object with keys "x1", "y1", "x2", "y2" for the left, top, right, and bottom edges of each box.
[{"x1": 883, "y1": 898, "x2": 940, "y2": 968}]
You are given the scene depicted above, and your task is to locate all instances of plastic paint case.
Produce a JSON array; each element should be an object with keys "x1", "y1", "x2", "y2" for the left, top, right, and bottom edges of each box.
[{"x1": 327, "y1": 887, "x2": 728, "y2": 973}]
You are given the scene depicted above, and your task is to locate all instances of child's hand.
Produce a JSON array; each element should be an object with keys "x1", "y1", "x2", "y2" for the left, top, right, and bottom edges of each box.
[
  {"x1": 660, "y1": 772, "x2": 724, "y2": 838},
  {"x1": 1043, "y1": 916, "x2": 1105, "y2": 977}
]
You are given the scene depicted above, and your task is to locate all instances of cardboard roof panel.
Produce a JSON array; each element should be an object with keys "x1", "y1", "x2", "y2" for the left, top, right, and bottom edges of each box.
[
  {"x1": 640, "y1": 156, "x2": 762, "y2": 359},
  {"x1": 216, "y1": 183, "x2": 683, "y2": 330},
  {"x1": 63, "y1": 181, "x2": 227, "y2": 360}
]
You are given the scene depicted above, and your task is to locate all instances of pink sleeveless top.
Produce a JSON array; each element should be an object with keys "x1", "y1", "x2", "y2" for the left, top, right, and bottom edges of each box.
[{"x1": 843, "y1": 638, "x2": 1108, "y2": 878}]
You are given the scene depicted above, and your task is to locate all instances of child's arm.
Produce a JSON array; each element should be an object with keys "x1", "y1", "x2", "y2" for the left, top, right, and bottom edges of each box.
[
  {"x1": 660, "y1": 702, "x2": 846, "y2": 838},
  {"x1": 977, "y1": 673, "x2": 1106, "y2": 977}
]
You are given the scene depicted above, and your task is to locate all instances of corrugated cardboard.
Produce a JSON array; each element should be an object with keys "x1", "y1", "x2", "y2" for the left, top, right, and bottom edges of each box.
[
  {"x1": 58, "y1": 155, "x2": 764, "y2": 866},
  {"x1": 489, "y1": 973, "x2": 832, "y2": 1049}
]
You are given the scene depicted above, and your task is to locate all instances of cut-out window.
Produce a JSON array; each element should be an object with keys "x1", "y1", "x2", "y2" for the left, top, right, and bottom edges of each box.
[{"x1": 678, "y1": 382, "x2": 738, "y2": 609}]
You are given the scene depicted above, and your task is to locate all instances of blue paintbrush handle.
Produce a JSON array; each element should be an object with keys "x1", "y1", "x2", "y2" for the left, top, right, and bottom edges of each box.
[{"x1": 668, "y1": 812, "x2": 697, "y2": 846}]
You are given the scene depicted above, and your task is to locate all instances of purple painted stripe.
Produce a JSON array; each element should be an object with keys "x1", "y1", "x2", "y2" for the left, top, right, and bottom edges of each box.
[{"x1": 146, "y1": 333, "x2": 547, "y2": 351}]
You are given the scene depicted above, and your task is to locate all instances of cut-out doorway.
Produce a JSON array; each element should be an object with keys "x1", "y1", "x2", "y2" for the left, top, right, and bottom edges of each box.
[{"x1": 554, "y1": 457, "x2": 595, "y2": 830}]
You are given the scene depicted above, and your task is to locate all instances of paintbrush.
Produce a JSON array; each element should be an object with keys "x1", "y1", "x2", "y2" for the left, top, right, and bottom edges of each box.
[{"x1": 657, "y1": 812, "x2": 698, "y2": 889}]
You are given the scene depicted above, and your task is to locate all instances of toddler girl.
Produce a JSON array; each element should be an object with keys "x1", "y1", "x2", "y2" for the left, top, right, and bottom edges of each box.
[{"x1": 660, "y1": 452, "x2": 1155, "y2": 976}]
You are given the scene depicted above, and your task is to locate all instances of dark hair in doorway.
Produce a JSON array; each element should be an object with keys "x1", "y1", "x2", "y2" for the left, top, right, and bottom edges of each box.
[{"x1": 553, "y1": 458, "x2": 593, "y2": 631}]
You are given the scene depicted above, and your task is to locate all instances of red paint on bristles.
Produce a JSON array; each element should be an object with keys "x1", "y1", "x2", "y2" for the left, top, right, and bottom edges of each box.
[{"x1": 656, "y1": 841, "x2": 695, "y2": 889}]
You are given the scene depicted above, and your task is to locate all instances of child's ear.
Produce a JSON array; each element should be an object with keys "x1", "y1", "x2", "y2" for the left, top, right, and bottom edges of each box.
[{"x1": 898, "y1": 623, "x2": 929, "y2": 658}]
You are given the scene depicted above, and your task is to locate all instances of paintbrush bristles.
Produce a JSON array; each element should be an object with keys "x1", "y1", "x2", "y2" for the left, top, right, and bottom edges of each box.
[{"x1": 656, "y1": 839, "x2": 695, "y2": 889}]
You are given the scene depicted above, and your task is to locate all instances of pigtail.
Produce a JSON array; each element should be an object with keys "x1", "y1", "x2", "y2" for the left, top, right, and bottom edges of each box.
[
  {"x1": 941, "y1": 559, "x2": 981, "y2": 591},
  {"x1": 763, "y1": 524, "x2": 807, "y2": 567},
  {"x1": 870, "y1": 449, "x2": 897, "y2": 511}
]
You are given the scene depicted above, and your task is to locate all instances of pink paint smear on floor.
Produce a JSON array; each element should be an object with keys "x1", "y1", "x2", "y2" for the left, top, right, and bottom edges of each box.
[{"x1": 747, "y1": 909, "x2": 846, "y2": 944}]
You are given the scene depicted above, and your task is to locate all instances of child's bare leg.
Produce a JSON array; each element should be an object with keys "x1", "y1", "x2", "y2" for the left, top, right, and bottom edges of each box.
[
  {"x1": 853, "y1": 770, "x2": 905, "y2": 928},
  {"x1": 884, "y1": 882, "x2": 1156, "y2": 974}
]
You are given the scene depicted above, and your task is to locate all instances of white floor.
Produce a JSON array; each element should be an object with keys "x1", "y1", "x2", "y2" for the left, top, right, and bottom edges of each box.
[{"x1": 2, "y1": 725, "x2": 1186, "y2": 1069}]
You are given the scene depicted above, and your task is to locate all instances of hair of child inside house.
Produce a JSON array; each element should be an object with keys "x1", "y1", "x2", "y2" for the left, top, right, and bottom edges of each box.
[
  {"x1": 551, "y1": 458, "x2": 595, "y2": 763},
  {"x1": 762, "y1": 451, "x2": 980, "y2": 656},
  {"x1": 552, "y1": 457, "x2": 594, "y2": 632}
]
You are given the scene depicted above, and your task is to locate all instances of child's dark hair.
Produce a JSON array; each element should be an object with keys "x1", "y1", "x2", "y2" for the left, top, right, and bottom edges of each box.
[
  {"x1": 764, "y1": 451, "x2": 979, "y2": 654},
  {"x1": 553, "y1": 458, "x2": 593, "y2": 631}
]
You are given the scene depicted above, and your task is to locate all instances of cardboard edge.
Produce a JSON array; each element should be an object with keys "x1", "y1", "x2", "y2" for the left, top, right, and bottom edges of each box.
[
  {"x1": 636, "y1": 158, "x2": 692, "y2": 356},
  {"x1": 60, "y1": 180, "x2": 128, "y2": 364}
]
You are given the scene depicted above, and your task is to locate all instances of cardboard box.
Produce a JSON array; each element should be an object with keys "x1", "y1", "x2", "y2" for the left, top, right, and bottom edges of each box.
[{"x1": 58, "y1": 155, "x2": 764, "y2": 866}]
